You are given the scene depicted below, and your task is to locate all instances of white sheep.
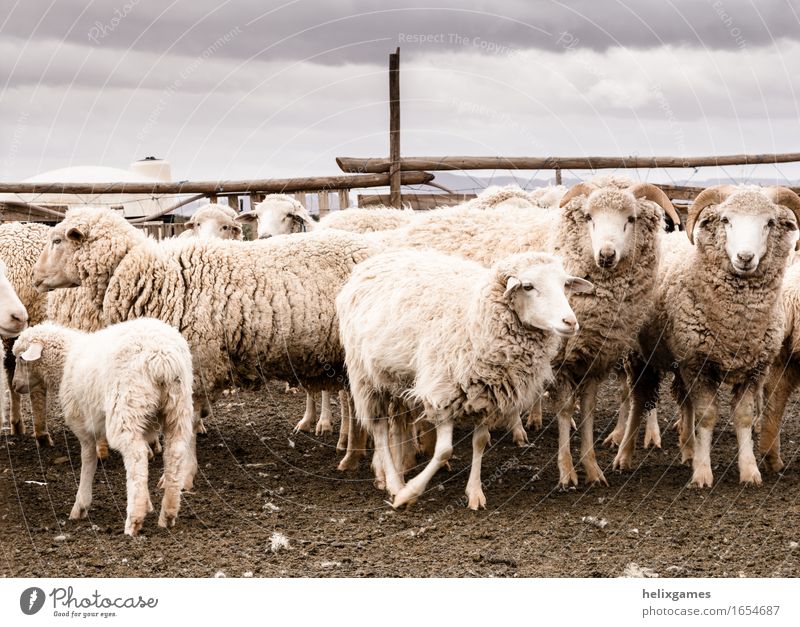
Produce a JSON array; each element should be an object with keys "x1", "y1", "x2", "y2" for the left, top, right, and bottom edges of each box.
[
  {"x1": 31, "y1": 208, "x2": 381, "y2": 435},
  {"x1": 12, "y1": 319, "x2": 195, "y2": 536},
  {"x1": 337, "y1": 249, "x2": 593, "y2": 509},
  {"x1": 0, "y1": 260, "x2": 29, "y2": 338},
  {"x1": 614, "y1": 185, "x2": 800, "y2": 487},
  {"x1": 179, "y1": 203, "x2": 243, "y2": 240},
  {"x1": 0, "y1": 222, "x2": 51, "y2": 445}
]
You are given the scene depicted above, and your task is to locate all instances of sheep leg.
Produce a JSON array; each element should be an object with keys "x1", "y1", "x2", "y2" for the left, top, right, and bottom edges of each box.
[
  {"x1": 417, "y1": 419, "x2": 437, "y2": 459},
  {"x1": 70, "y1": 437, "x2": 98, "y2": 520},
  {"x1": 614, "y1": 358, "x2": 658, "y2": 470},
  {"x1": 337, "y1": 411, "x2": 368, "y2": 471},
  {"x1": 7, "y1": 383, "x2": 24, "y2": 436},
  {"x1": 688, "y1": 385, "x2": 717, "y2": 488},
  {"x1": 3, "y1": 344, "x2": 23, "y2": 435},
  {"x1": 30, "y1": 386, "x2": 53, "y2": 448},
  {"x1": 159, "y1": 424, "x2": 193, "y2": 529},
  {"x1": 603, "y1": 383, "x2": 630, "y2": 448},
  {"x1": 119, "y1": 436, "x2": 152, "y2": 536},
  {"x1": 388, "y1": 411, "x2": 415, "y2": 477},
  {"x1": 336, "y1": 390, "x2": 350, "y2": 452},
  {"x1": 556, "y1": 389, "x2": 578, "y2": 489},
  {"x1": 315, "y1": 390, "x2": 334, "y2": 435},
  {"x1": 731, "y1": 384, "x2": 762, "y2": 486},
  {"x1": 465, "y1": 424, "x2": 491, "y2": 510},
  {"x1": 760, "y1": 356, "x2": 800, "y2": 473},
  {"x1": 508, "y1": 411, "x2": 528, "y2": 447},
  {"x1": 643, "y1": 409, "x2": 661, "y2": 449},
  {"x1": 372, "y1": 419, "x2": 405, "y2": 497},
  {"x1": 393, "y1": 420, "x2": 453, "y2": 509},
  {"x1": 293, "y1": 391, "x2": 317, "y2": 433},
  {"x1": 525, "y1": 396, "x2": 543, "y2": 430},
  {"x1": 578, "y1": 379, "x2": 607, "y2": 486}
]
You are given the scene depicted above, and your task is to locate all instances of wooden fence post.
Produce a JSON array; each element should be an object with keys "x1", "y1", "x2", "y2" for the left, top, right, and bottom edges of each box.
[{"x1": 389, "y1": 48, "x2": 401, "y2": 207}]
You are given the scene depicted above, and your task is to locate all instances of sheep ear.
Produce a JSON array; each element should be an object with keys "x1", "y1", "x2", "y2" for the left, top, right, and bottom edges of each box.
[
  {"x1": 293, "y1": 207, "x2": 315, "y2": 226},
  {"x1": 503, "y1": 276, "x2": 521, "y2": 299},
  {"x1": 20, "y1": 343, "x2": 43, "y2": 362},
  {"x1": 235, "y1": 211, "x2": 258, "y2": 223},
  {"x1": 566, "y1": 276, "x2": 594, "y2": 295},
  {"x1": 66, "y1": 226, "x2": 86, "y2": 242}
]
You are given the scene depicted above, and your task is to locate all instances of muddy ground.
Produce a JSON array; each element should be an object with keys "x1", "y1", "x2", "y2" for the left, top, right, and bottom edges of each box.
[{"x1": 2, "y1": 379, "x2": 799, "y2": 578}]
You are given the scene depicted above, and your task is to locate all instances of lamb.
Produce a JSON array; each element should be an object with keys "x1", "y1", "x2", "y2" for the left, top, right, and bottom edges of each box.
[
  {"x1": 178, "y1": 203, "x2": 243, "y2": 240},
  {"x1": 338, "y1": 249, "x2": 593, "y2": 509},
  {"x1": 12, "y1": 319, "x2": 195, "y2": 536},
  {"x1": 614, "y1": 185, "x2": 800, "y2": 487},
  {"x1": 31, "y1": 208, "x2": 382, "y2": 431},
  {"x1": 0, "y1": 222, "x2": 51, "y2": 445}
]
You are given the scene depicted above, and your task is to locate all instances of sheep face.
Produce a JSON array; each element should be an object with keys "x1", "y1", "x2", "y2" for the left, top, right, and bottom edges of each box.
[
  {"x1": 580, "y1": 189, "x2": 640, "y2": 270},
  {"x1": 503, "y1": 263, "x2": 594, "y2": 337},
  {"x1": 11, "y1": 341, "x2": 45, "y2": 394},
  {"x1": 0, "y1": 263, "x2": 28, "y2": 337},
  {"x1": 187, "y1": 209, "x2": 243, "y2": 240},
  {"x1": 32, "y1": 226, "x2": 85, "y2": 292},
  {"x1": 694, "y1": 191, "x2": 797, "y2": 276},
  {"x1": 235, "y1": 195, "x2": 314, "y2": 239}
]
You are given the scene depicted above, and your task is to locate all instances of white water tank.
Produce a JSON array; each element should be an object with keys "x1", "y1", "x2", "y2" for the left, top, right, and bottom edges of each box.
[{"x1": 130, "y1": 156, "x2": 171, "y2": 182}]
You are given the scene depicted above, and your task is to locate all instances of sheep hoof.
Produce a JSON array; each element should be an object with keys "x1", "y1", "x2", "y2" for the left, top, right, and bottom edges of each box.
[
  {"x1": 195, "y1": 420, "x2": 208, "y2": 435},
  {"x1": 315, "y1": 419, "x2": 333, "y2": 436},
  {"x1": 293, "y1": 419, "x2": 313, "y2": 434},
  {"x1": 466, "y1": 488, "x2": 486, "y2": 510},
  {"x1": 557, "y1": 469, "x2": 579, "y2": 490},
  {"x1": 373, "y1": 477, "x2": 386, "y2": 491},
  {"x1": 158, "y1": 511, "x2": 177, "y2": 528},
  {"x1": 688, "y1": 466, "x2": 713, "y2": 488},
  {"x1": 391, "y1": 489, "x2": 418, "y2": 510},
  {"x1": 69, "y1": 504, "x2": 89, "y2": 520},
  {"x1": 35, "y1": 433, "x2": 54, "y2": 448},
  {"x1": 612, "y1": 452, "x2": 631, "y2": 471},
  {"x1": 603, "y1": 430, "x2": 623, "y2": 448},
  {"x1": 584, "y1": 468, "x2": 609, "y2": 487},
  {"x1": 739, "y1": 465, "x2": 762, "y2": 486},
  {"x1": 511, "y1": 425, "x2": 529, "y2": 447},
  {"x1": 9, "y1": 421, "x2": 25, "y2": 436},
  {"x1": 643, "y1": 430, "x2": 661, "y2": 450},
  {"x1": 337, "y1": 454, "x2": 361, "y2": 471},
  {"x1": 761, "y1": 455, "x2": 784, "y2": 473},
  {"x1": 125, "y1": 516, "x2": 144, "y2": 537},
  {"x1": 680, "y1": 449, "x2": 694, "y2": 465}
]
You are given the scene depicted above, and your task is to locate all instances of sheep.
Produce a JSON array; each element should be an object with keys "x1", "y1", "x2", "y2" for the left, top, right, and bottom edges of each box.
[
  {"x1": 236, "y1": 195, "x2": 415, "y2": 437},
  {"x1": 338, "y1": 249, "x2": 593, "y2": 509},
  {"x1": 0, "y1": 222, "x2": 51, "y2": 445},
  {"x1": 178, "y1": 203, "x2": 243, "y2": 240},
  {"x1": 0, "y1": 260, "x2": 29, "y2": 337},
  {"x1": 760, "y1": 260, "x2": 800, "y2": 473},
  {"x1": 31, "y1": 208, "x2": 382, "y2": 433},
  {"x1": 614, "y1": 185, "x2": 800, "y2": 487},
  {"x1": 365, "y1": 179, "x2": 678, "y2": 487},
  {"x1": 12, "y1": 319, "x2": 195, "y2": 536}
]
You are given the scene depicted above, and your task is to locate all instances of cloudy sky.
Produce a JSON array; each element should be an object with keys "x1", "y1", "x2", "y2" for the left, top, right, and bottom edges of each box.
[{"x1": 2, "y1": 0, "x2": 799, "y2": 189}]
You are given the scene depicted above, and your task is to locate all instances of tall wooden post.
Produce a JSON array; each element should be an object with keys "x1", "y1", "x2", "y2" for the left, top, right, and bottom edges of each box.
[
  {"x1": 555, "y1": 169, "x2": 562, "y2": 185},
  {"x1": 389, "y1": 48, "x2": 401, "y2": 207}
]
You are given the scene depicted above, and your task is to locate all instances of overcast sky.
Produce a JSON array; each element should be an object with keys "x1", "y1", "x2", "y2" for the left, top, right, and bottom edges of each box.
[{"x1": 2, "y1": 0, "x2": 799, "y2": 188}]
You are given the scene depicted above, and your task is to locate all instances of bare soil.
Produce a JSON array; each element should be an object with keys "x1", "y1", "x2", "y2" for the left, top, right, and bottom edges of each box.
[{"x1": 2, "y1": 380, "x2": 799, "y2": 578}]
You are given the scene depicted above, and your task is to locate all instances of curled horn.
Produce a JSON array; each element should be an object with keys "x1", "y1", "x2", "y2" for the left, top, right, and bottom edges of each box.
[
  {"x1": 628, "y1": 183, "x2": 681, "y2": 227},
  {"x1": 559, "y1": 182, "x2": 597, "y2": 208},
  {"x1": 764, "y1": 186, "x2": 800, "y2": 251},
  {"x1": 685, "y1": 185, "x2": 734, "y2": 244}
]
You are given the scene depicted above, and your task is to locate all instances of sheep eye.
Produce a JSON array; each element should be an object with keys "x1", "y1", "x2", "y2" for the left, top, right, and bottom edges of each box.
[
  {"x1": 52, "y1": 238, "x2": 61, "y2": 245},
  {"x1": 522, "y1": 283, "x2": 534, "y2": 292},
  {"x1": 584, "y1": 214, "x2": 592, "y2": 223},
  {"x1": 721, "y1": 216, "x2": 730, "y2": 225},
  {"x1": 627, "y1": 216, "x2": 636, "y2": 224},
  {"x1": 767, "y1": 219, "x2": 776, "y2": 228},
  {"x1": 222, "y1": 225, "x2": 229, "y2": 230}
]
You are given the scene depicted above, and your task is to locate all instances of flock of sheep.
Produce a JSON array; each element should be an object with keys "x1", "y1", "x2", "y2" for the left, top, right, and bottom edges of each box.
[{"x1": 1, "y1": 177, "x2": 800, "y2": 536}]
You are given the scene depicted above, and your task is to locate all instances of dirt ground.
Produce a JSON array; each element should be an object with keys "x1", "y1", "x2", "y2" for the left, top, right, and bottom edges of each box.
[{"x1": 2, "y1": 379, "x2": 799, "y2": 578}]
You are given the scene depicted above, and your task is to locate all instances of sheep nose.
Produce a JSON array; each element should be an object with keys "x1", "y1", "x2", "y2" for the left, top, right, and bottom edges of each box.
[
  {"x1": 598, "y1": 246, "x2": 617, "y2": 267},
  {"x1": 737, "y1": 251, "x2": 755, "y2": 264},
  {"x1": 11, "y1": 312, "x2": 27, "y2": 324},
  {"x1": 562, "y1": 317, "x2": 577, "y2": 330}
]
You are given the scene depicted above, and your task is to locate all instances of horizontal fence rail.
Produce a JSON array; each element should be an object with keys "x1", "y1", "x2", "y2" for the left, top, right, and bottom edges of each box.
[{"x1": 337, "y1": 153, "x2": 800, "y2": 174}]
